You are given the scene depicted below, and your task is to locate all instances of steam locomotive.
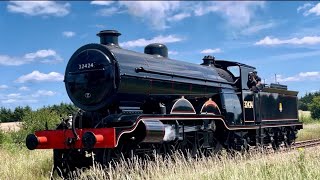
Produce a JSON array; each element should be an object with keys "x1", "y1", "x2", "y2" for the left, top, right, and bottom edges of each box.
[{"x1": 26, "y1": 30, "x2": 303, "y2": 177}]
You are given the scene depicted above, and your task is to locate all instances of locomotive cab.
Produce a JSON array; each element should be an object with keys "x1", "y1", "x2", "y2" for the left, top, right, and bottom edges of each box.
[{"x1": 214, "y1": 60, "x2": 256, "y2": 91}]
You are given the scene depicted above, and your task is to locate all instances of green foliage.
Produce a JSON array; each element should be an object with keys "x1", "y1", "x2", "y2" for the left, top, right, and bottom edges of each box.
[
  {"x1": 22, "y1": 108, "x2": 61, "y2": 133},
  {"x1": 4, "y1": 108, "x2": 62, "y2": 144},
  {"x1": 0, "y1": 103, "x2": 77, "y2": 144},
  {"x1": 299, "y1": 91, "x2": 320, "y2": 111},
  {"x1": 43, "y1": 103, "x2": 77, "y2": 118},
  {"x1": 299, "y1": 113, "x2": 314, "y2": 124},
  {"x1": 0, "y1": 106, "x2": 32, "y2": 122},
  {"x1": 0, "y1": 107, "x2": 14, "y2": 123},
  {"x1": 0, "y1": 130, "x2": 12, "y2": 144},
  {"x1": 309, "y1": 96, "x2": 320, "y2": 119},
  {"x1": 0, "y1": 103, "x2": 75, "y2": 123}
]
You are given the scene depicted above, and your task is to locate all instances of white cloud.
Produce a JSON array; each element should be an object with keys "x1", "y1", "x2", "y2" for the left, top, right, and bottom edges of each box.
[
  {"x1": 7, "y1": 1, "x2": 70, "y2": 17},
  {"x1": 97, "y1": 7, "x2": 119, "y2": 16},
  {"x1": 19, "y1": 86, "x2": 29, "y2": 91},
  {"x1": 168, "y1": 51, "x2": 178, "y2": 55},
  {"x1": 0, "y1": 89, "x2": 56, "y2": 105},
  {"x1": 1, "y1": 98, "x2": 37, "y2": 104},
  {"x1": 0, "y1": 55, "x2": 29, "y2": 66},
  {"x1": 298, "y1": 3, "x2": 320, "y2": 16},
  {"x1": 7, "y1": 93, "x2": 21, "y2": 98},
  {"x1": 269, "y1": 50, "x2": 320, "y2": 61},
  {"x1": 0, "y1": 49, "x2": 62, "y2": 66},
  {"x1": 200, "y1": 48, "x2": 222, "y2": 54},
  {"x1": 0, "y1": 85, "x2": 8, "y2": 90},
  {"x1": 168, "y1": 13, "x2": 191, "y2": 22},
  {"x1": 118, "y1": 1, "x2": 181, "y2": 30},
  {"x1": 297, "y1": 3, "x2": 313, "y2": 13},
  {"x1": 276, "y1": 71, "x2": 320, "y2": 83},
  {"x1": 241, "y1": 22, "x2": 275, "y2": 35},
  {"x1": 194, "y1": 2, "x2": 264, "y2": 27},
  {"x1": 120, "y1": 35, "x2": 183, "y2": 48},
  {"x1": 0, "y1": 93, "x2": 36, "y2": 104},
  {"x1": 62, "y1": 31, "x2": 76, "y2": 38},
  {"x1": 255, "y1": 36, "x2": 320, "y2": 46},
  {"x1": 16, "y1": 71, "x2": 64, "y2": 83},
  {"x1": 91, "y1": 1, "x2": 264, "y2": 30},
  {"x1": 90, "y1": 1, "x2": 114, "y2": 6},
  {"x1": 94, "y1": 24, "x2": 106, "y2": 28},
  {"x1": 32, "y1": 90, "x2": 56, "y2": 97},
  {"x1": 24, "y1": 49, "x2": 57, "y2": 59}
]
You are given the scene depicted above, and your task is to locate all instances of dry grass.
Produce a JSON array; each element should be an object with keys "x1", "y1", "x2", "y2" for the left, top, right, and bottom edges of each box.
[
  {"x1": 2, "y1": 144, "x2": 320, "y2": 180},
  {"x1": 1, "y1": 122, "x2": 320, "y2": 180},
  {"x1": 72, "y1": 147, "x2": 320, "y2": 180},
  {"x1": 297, "y1": 122, "x2": 320, "y2": 141},
  {"x1": 0, "y1": 145, "x2": 52, "y2": 180}
]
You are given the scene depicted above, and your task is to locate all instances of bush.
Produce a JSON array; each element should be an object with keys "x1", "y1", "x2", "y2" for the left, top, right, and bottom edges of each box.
[
  {"x1": 0, "y1": 130, "x2": 12, "y2": 144},
  {"x1": 22, "y1": 109, "x2": 61, "y2": 133},
  {"x1": 309, "y1": 96, "x2": 320, "y2": 119},
  {"x1": 6, "y1": 109, "x2": 62, "y2": 144}
]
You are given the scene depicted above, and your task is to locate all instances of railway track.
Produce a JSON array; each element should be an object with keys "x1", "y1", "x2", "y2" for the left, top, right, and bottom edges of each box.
[{"x1": 293, "y1": 138, "x2": 320, "y2": 149}]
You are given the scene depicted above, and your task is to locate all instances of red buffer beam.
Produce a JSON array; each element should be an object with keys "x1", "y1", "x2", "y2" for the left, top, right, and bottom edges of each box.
[{"x1": 26, "y1": 128, "x2": 116, "y2": 150}]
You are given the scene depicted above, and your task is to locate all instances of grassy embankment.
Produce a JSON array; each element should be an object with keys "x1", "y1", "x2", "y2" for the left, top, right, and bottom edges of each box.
[
  {"x1": 0, "y1": 112, "x2": 319, "y2": 180},
  {"x1": 1, "y1": 144, "x2": 320, "y2": 180},
  {"x1": 297, "y1": 110, "x2": 320, "y2": 141},
  {"x1": 0, "y1": 144, "x2": 52, "y2": 180}
]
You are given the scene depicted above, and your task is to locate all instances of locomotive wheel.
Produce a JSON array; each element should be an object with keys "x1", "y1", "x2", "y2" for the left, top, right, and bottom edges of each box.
[
  {"x1": 96, "y1": 143, "x2": 136, "y2": 166},
  {"x1": 52, "y1": 149, "x2": 93, "y2": 179},
  {"x1": 199, "y1": 134, "x2": 223, "y2": 156},
  {"x1": 284, "y1": 129, "x2": 296, "y2": 148},
  {"x1": 53, "y1": 149, "x2": 71, "y2": 178},
  {"x1": 171, "y1": 131, "x2": 222, "y2": 158}
]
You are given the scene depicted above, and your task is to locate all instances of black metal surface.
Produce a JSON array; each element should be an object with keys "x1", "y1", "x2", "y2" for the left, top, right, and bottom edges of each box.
[
  {"x1": 259, "y1": 92, "x2": 298, "y2": 121},
  {"x1": 97, "y1": 30, "x2": 121, "y2": 47},
  {"x1": 82, "y1": 131, "x2": 97, "y2": 149},
  {"x1": 141, "y1": 120, "x2": 165, "y2": 143},
  {"x1": 144, "y1": 43, "x2": 168, "y2": 58},
  {"x1": 26, "y1": 134, "x2": 38, "y2": 150},
  {"x1": 65, "y1": 37, "x2": 234, "y2": 111},
  {"x1": 65, "y1": 44, "x2": 119, "y2": 111}
]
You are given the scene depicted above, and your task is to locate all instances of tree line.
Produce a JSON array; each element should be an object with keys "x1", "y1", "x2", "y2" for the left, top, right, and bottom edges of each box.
[
  {"x1": 0, "y1": 103, "x2": 77, "y2": 123},
  {"x1": 0, "y1": 93, "x2": 319, "y2": 123},
  {"x1": 299, "y1": 90, "x2": 320, "y2": 119}
]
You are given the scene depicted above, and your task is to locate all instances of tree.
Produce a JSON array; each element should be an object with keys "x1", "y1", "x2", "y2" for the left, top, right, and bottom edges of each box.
[
  {"x1": 309, "y1": 96, "x2": 320, "y2": 119},
  {"x1": 299, "y1": 91, "x2": 320, "y2": 110},
  {"x1": 0, "y1": 107, "x2": 14, "y2": 122},
  {"x1": 22, "y1": 108, "x2": 61, "y2": 133},
  {"x1": 13, "y1": 106, "x2": 25, "y2": 122}
]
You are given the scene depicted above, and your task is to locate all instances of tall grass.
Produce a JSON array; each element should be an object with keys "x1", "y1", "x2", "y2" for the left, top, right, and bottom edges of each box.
[
  {"x1": 297, "y1": 122, "x2": 320, "y2": 141},
  {"x1": 1, "y1": 141, "x2": 320, "y2": 180},
  {"x1": 72, "y1": 147, "x2": 320, "y2": 180},
  {"x1": 0, "y1": 145, "x2": 52, "y2": 180}
]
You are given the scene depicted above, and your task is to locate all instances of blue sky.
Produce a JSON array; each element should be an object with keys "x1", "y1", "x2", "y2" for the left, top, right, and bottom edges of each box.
[{"x1": 0, "y1": 1, "x2": 320, "y2": 109}]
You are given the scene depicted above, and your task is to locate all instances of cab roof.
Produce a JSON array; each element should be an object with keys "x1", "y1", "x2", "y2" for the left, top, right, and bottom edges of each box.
[{"x1": 215, "y1": 60, "x2": 255, "y2": 69}]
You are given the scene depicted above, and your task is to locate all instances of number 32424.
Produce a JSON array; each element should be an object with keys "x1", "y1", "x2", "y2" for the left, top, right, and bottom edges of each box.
[{"x1": 78, "y1": 63, "x2": 94, "y2": 70}]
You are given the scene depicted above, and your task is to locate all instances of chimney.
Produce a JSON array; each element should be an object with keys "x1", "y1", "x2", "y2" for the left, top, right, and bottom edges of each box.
[
  {"x1": 97, "y1": 30, "x2": 121, "y2": 47},
  {"x1": 201, "y1": 55, "x2": 215, "y2": 66}
]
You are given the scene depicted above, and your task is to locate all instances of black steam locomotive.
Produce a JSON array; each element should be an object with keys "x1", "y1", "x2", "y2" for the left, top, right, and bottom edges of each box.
[{"x1": 26, "y1": 30, "x2": 302, "y2": 177}]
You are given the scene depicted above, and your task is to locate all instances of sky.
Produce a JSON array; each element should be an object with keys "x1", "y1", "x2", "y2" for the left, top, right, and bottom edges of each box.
[{"x1": 0, "y1": 1, "x2": 320, "y2": 110}]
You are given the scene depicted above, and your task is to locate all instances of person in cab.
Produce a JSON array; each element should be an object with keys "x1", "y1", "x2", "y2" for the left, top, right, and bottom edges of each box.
[{"x1": 247, "y1": 71, "x2": 262, "y2": 92}]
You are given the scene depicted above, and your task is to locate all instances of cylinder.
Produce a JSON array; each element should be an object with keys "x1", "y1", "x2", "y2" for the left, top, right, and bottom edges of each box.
[
  {"x1": 26, "y1": 134, "x2": 47, "y2": 150},
  {"x1": 141, "y1": 120, "x2": 165, "y2": 143}
]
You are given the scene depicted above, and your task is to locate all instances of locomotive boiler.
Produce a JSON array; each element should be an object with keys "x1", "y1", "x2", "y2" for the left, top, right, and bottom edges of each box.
[{"x1": 26, "y1": 30, "x2": 303, "y2": 177}]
